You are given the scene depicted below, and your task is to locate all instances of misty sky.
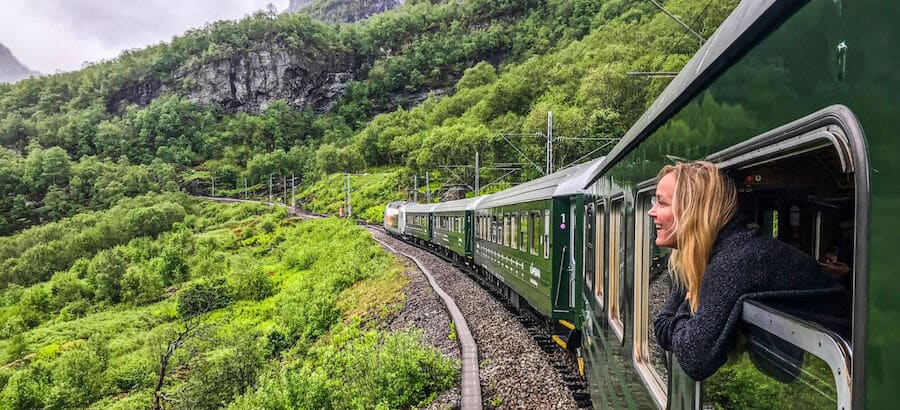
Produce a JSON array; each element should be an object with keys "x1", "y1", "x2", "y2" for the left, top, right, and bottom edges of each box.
[{"x1": 0, "y1": 0, "x2": 290, "y2": 74}]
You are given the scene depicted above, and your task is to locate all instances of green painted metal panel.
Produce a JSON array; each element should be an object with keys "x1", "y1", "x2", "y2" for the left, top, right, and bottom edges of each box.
[
  {"x1": 581, "y1": 0, "x2": 896, "y2": 407},
  {"x1": 475, "y1": 199, "x2": 555, "y2": 316}
]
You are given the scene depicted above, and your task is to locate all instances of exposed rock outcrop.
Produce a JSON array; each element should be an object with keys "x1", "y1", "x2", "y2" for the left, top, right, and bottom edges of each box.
[
  {"x1": 174, "y1": 44, "x2": 356, "y2": 114},
  {"x1": 0, "y1": 43, "x2": 40, "y2": 84},
  {"x1": 109, "y1": 41, "x2": 357, "y2": 115},
  {"x1": 288, "y1": 0, "x2": 405, "y2": 23}
]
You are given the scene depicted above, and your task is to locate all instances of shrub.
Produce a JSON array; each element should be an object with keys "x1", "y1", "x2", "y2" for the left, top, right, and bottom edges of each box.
[
  {"x1": 46, "y1": 341, "x2": 109, "y2": 409},
  {"x1": 121, "y1": 259, "x2": 166, "y2": 305},
  {"x1": 106, "y1": 352, "x2": 155, "y2": 392},
  {"x1": 226, "y1": 257, "x2": 275, "y2": 301},
  {"x1": 177, "y1": 278, "x2": 233, "y2": 319},
  {"x1": 0, "y1": 369, "x2": 44, "y2": 410},
  {"x1": 176, "y1": 335, "x2": 264, "y2": 410},
  {"x1": 277, "y1": 285, "x2": 339, "y2": 348},
  {"x1": 88, "y1": 248, "x2": 129, "y2": 303}
]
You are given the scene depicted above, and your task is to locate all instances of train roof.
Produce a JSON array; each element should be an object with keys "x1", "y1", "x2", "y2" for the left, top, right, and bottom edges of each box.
[
  {"x1": 433, "y1": 195, "x2": 491, "y2": 213},
  {"x1": 385, "y1": 200, "x2": 407, "y2": 209},
  {"x1": 404, "y1": 202, "x2": 439, "y2": 214},
  {"x1": 477, "y1": 156, "x2": 604, "y2": 209},
  {"x1": 583, "y1": 0, "x2": 780, "y2": 187}
]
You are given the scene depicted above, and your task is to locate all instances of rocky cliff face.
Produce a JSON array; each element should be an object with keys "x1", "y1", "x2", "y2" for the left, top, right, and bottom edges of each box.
[
  {"x1": 287, "y1": 0, "x2": 404, "y2": 23},
  {"x1": 109, "y1": 41, "x2": 357, "y2": 115},
  {"x1": 175, "y1": 43, "x2": 356, "y2": 114},
  {"x1": 0, "y1": 43, "x2": 39, "y2": 84}
]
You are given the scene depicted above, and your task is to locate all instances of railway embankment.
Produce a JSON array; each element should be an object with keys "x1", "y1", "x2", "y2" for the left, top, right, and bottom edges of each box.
[{"x1": 370, "y1": 228, "x2": 579, "y2": 409}]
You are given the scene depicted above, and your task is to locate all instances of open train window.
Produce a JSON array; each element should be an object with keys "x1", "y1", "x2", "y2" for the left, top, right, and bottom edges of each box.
[
  {"x1": 608, "y1": 196, "x2": 625, "y2": 341},
  {"x1": 697, "y1": 106, "x2": 866, "y2": 409},
  {"x1": 635, "y1": 184, "x2": 670, "y2": 408}
]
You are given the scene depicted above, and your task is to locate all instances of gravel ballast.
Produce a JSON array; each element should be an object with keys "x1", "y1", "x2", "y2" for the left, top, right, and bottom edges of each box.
[{"x1": 371, "y1": 228, "x2": 579, "y2": 409}]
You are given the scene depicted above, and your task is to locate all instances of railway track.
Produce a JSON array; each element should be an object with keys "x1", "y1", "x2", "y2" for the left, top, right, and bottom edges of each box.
[{"x1": 368, "y1": 226, "x2": 590, "y2": 409}]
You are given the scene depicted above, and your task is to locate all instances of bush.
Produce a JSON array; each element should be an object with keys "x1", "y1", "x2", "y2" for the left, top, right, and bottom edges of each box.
[
  {"x1": 277, "y1": 285, "x2": 339, "y2": 348},
  {"x1": 46, "y1": 341, "x2": 109, "y2": 408},
  {"x1": 0, "y1": 369, "x2": 44, "y2": 410},
  {"x1": 226, "y1": 257, "x2": 275, "y2": 301},
  {"x1": 176, "y1": 335, "x2": 265, "y2": 410},
  {"x1": 228, "y1": 326, "x2": 457, "y2": 410},
  {"x1": 106, "y1": 352, "x2": 155, "y2": 392},
  {"x1": 177, "y1": 278, "x2": 233, "y2": 319},
  {"x1": 121, "y1": 259, "x2": 166, "y2": 305},
  {"x1": 87, "y1": 247, "x2": 129, "y2": 303}
]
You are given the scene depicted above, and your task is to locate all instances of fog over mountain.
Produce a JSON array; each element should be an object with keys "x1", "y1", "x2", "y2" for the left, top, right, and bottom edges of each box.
[{"x1": 0, "y1": 42, "x2": 39, "y2": 84}]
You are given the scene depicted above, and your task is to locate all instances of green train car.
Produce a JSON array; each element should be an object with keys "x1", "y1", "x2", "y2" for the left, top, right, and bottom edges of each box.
[
  {"x1": 473, "y1": 157, "x2": 603, "y2": 340},
  {"x1": 578, "y1": 0, "x2": 896, "y2": 408},
  {"x1": 432, "y1": 196, "x2": 488, "y2": 263},
  {"x1": 402, "y1": 203, "x2": 436, "y2": 245}
]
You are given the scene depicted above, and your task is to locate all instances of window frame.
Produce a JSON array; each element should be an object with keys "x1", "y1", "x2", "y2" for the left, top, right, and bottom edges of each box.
[
  {"x1": 634, "y1": 183, "x2": 668, "y2": 408},
  {"x1": 608, "y1": 195, "x2": 625, "y2": 341},
  {"x1": 595, "y1": 200, "x2": 606, "y2": 308}
]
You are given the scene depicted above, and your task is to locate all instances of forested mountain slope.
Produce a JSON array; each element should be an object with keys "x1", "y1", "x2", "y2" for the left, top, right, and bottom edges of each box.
[
  {"x1": 0, "y1": 0, "x2": 737, "y2": 230},
  {"x1": 0, "y1": 1, "x2": 745, "y2": 408}
]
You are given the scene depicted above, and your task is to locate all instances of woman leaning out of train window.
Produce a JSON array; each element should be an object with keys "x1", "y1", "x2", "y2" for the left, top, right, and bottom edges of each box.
[{"x1": 649, "y1": 161, "x2": 851, "y2": 381}]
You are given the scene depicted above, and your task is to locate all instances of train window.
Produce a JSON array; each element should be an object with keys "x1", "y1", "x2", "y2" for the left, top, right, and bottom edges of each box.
[
  {"x1": 504, "y1": 214, "x2": 511, "y2": 247},
  {"x1": 519, "y1": 213, "x2": 527, "y2": 252},
  {"x1": 529, "y1": 211, "x2": 540, "y2": 256},
  {"x1": 595, "y1": 202, "x2": 606, "y2": 307},
  {"x1": 511, "y1": 212, "x2": 518, "y2": 250},
  {"x1": 584, "y1": 203, "x2": 595, "y2": 292},
  {"x1": 608, "y1": 197, "x2": 624, "y2": 341},
  {"x1": 543, "y1": 209, "x2": 550, "y2": 259},
  {"x1": 491, "y1": 214, "x2": 498, "y2": 243},
  {"x1": 634, "y1": 188, "x2": 669, "y2": 407}
]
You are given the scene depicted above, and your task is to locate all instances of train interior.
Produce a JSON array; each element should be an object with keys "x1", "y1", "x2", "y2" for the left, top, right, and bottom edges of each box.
[
  {"x1": 708, "y1": 142, "x2": 856, "y2": 407},
  {"x1": 726, "y1": 144, "x2": 855, "y2": 292}
]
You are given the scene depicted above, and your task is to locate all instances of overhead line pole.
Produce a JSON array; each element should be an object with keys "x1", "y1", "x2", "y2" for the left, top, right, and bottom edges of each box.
[
  {"x1": 475, "y1": 151, "x2": 480, "y2": 196},
  {"x1": 546, "y1": 111, "x2": 553, "y2": 175}
]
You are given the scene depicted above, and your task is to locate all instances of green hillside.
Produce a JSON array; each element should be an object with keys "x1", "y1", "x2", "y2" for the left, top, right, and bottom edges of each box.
[
  {"x1": 0, "y1": 196, "x2": 455, "y2": 409},
  {"x1": 0, "y1": 1, "x2": 742, "y2": 407}
]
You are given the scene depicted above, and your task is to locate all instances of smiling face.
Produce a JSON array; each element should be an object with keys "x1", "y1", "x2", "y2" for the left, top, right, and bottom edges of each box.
[{"x1": 648, "y1": 172, "x2": 677, "y2": 248}]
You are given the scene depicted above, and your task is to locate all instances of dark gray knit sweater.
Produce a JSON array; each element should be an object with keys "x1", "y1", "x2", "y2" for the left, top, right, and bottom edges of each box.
[{"x1": 653, "y1": 216, "x2": 852, "y2": 381}]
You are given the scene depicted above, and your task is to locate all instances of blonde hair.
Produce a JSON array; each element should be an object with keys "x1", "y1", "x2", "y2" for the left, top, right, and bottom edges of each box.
[{"x1": 659, "y1": 161, "x2": 738, "y2": 313}]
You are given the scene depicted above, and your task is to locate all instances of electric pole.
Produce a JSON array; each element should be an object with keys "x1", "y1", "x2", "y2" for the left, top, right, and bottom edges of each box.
[
  {"x1": 345, "y1": 174, "x2": 352, "y2": 218},
  {"x1": 546, "y1": 111, "x2": 553, "y2": 175},
  {"x1": 268, "y1": 175, "x2": 272, "y2": 205},
  {"x1": 413, "y1": 175, "x2": 418, "y2": 202},
  {"x1": 425, "y1": 171, "x2": 430, "y2": 203},
  {"x1": 475, "y1": 152, "x2": 480, "y2": 196}
]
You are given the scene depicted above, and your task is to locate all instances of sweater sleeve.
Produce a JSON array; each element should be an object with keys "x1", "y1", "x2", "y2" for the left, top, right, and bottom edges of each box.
[
  {"x1": 667, "y1": 257, "x2": 756, "y2": 381},
  {"x1": 653, "y1": 284, "x2": 689, "y2": 351}
]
